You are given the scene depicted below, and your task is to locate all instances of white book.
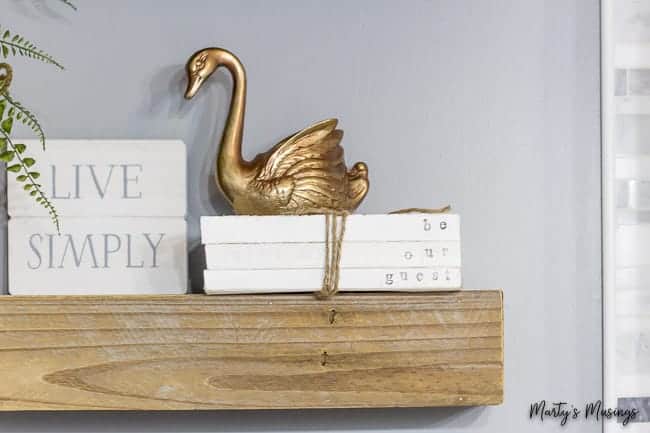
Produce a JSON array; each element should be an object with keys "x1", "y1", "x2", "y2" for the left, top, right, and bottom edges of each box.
[
  {"x1": 203, "y1": 267, "x2": 461, "y2": 294},
  {"x1": 204, "y1": 241, "x2": 461, "y2": 270},
  {"x1": 201, "y1": 214, "x2": 460, "y2": 243}
]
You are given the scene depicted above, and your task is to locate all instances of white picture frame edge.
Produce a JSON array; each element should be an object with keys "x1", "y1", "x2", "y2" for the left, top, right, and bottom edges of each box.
[{"x1": 601, "y1": 1, "x2": 619, "y2": 432}]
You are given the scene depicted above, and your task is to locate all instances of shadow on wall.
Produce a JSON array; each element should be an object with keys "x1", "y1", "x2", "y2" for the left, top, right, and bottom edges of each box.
[
  {"x1": 143, "y1": 63, "x2": 231, "y2": 216},
  {"x1": 8, "y1": 0, "x2": 74, "y2": 22},
  {"x1": 0, "y1": 407, "x2": 487, "y2": 432},
  {"x1": 144, "y1": 64, "x2": 235, "y2": 292}
]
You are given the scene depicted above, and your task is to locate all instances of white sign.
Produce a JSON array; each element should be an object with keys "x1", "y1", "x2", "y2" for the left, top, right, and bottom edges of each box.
[
  {"x1": 9, "y1": 217, "x2": 187, "y2": 295},
  {"x1": 8, "y1": 140, "x2": 186, "y2": 217},
  {"x1": 8, "y1": 140, "x2": 188, "y2": 295}
]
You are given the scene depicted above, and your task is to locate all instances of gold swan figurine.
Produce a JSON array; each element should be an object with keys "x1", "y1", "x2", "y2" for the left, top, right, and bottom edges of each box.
[{"x1": 184, "y1": 47, "x2": 369, "y2": 215}]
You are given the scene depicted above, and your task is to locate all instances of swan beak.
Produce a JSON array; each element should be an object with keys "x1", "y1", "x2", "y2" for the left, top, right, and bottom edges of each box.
[{"x1": 184, "y1": 76, "x2": 203, "y2": 99}]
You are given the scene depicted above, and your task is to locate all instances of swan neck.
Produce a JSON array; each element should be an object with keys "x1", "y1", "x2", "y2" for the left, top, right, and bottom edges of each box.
[{"x1": 215, "y1": 50, "x2": 249, "y2": 200}]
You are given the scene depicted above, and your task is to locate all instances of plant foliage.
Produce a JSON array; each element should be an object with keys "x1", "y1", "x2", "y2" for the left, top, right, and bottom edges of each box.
[
  {"x1": 0, "y1": 116, "x2": 59, "y2": 232},
  {"x1": 0, "y1": 0, "x2": 74, "y2": 232},
  {"x1": 0, "y1": 26, "x2": 64, "y2": 70},
  {"x1": 2, "y1": 92, "x2": 46, "y2": 149}
]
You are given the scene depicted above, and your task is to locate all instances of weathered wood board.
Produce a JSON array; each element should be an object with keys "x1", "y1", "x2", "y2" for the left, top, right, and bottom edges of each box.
[{"x1": 0, "y1": 291, "x2": 503, "y2": 410}]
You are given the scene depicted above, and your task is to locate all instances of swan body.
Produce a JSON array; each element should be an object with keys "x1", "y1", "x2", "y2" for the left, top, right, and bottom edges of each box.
[{"x1": 184, "y1": 47, "x2": 369, "y2": 215}]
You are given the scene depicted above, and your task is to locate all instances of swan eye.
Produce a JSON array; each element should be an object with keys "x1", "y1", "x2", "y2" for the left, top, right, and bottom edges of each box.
[{"x1": 195, "y1": 54, "x2": 208, "y2": 71}]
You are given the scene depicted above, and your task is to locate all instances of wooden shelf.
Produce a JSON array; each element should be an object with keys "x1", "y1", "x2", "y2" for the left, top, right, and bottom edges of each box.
[{"x1": 0, "y1": 290, "x2": 503, "y2": 410}]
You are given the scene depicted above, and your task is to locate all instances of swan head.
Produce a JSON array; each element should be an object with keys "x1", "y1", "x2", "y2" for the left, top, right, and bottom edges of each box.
[{"x1": 184, "y1": 49, "x2": 217, "y2": 99}]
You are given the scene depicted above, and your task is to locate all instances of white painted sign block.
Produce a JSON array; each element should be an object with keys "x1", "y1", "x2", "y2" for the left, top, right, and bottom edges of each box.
[
  {"x1": 8, "y1": 140, "x2": 186, "y2": 217},
  {"x1": 9, "y1": 217, "x2": 188, "y2": 295}
]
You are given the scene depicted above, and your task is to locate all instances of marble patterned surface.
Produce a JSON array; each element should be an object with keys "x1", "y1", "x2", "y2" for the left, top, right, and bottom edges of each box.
[
  {"x1": 610, "y1": 0, "x2": 650, "y2": 428},
  {"x1": 618, "y1": 398, "x2": 650, "y2": 423}
]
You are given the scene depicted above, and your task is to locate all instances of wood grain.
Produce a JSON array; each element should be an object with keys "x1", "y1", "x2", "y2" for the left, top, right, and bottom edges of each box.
[{"x1": 0, "y1": 291, "x2": 503, "y2": 410}]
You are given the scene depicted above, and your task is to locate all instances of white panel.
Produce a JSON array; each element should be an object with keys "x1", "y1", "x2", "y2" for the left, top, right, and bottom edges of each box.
[
  {"x1": 617, "y1": 267, "x2": 650, "y2": 292},
  {"x1": 7, "y1": 140, "x2": 186, "y2": 217},
  {"x1": 615, "y1": 96, "x2": 650, "y2": 115},
  {"x1": 616, "y1": 156, "x2": 650, "y2": 180},
  {"x1": 627, "y1": 181, "x2": 650, "y2": 210},
  {"x1": 617, "y1": 374, "x2": 650, "y2": 396},
  {"x1": 617, "y1": 225, "x2": 650, "y2": 267},
  {"x1": 9, "y1": 217, "x2": 187, "y2": 295},
  {"x1": 616, "y1": 43, "x2": 650, "y2": 68}
]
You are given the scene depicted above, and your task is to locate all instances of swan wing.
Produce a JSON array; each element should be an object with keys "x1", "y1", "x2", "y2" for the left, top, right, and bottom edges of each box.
[{"x1": 257, "y1": 118, "x2": 345, "y2": 181}]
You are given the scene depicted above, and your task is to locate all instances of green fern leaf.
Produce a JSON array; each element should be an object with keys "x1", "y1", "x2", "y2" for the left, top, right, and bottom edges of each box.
[
  {"x1": 0, "y1": 130, "x2": 60, "y2": 233},
  {"x1": 0, "y1": 26, "x2": 63, "y2": 69},
  {"x1": 0, "y1": 150, "x2": 14, "y2": 162},
  {"x1": 0, "y1": 93, "x2": 46, "y2": 149},
  {"x1": 1, "y1": 117, "x2": 12, "y2": 133}
]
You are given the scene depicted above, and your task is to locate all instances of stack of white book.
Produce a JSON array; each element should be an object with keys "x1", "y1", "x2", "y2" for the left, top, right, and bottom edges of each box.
[{"x1": 201, "y1": 214, "x2": 461, "y2": 294}]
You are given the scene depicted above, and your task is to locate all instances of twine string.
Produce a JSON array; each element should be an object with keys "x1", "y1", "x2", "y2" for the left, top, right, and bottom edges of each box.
[
  {"x1": 315, "y1": 205, "x2": 451, "y2": 299},
  {"x1": 316, "y1": 212, "x2": 347, "y2": 299}
]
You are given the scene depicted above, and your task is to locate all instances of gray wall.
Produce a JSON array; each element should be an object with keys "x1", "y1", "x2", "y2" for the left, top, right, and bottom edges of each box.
[{"x1": 0, "y1": 0, "x2": 601, "y2": 432}]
